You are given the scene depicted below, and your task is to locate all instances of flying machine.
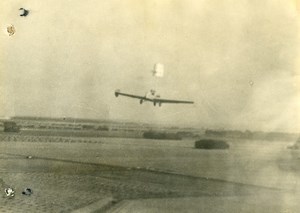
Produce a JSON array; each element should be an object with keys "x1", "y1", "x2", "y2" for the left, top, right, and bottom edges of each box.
[
  {"x1": 114, "y1": 89, "x2": 194, "y2": 107},
  {"x1": 115, "y1": 63, "x2": 194, "y2": 106}
]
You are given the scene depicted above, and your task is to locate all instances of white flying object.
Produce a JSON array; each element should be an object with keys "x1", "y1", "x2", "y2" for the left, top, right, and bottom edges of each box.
[
  {"x1": 114, "y1": 89, "x2": 194, "y2": 107},
  {"x1": 152, "y1": 63, "x2": 164, "y2": 77}
]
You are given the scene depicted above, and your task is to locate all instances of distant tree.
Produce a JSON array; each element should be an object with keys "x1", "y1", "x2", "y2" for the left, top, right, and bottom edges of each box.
[
  {"x1": 195, "y1": 139, "x2": 229, "y2": 149},
  {"x1": 82, "y1": 125, "x2": 95, "y2": 130},
  {"x1": 244, "y1": 130, "x2": 253, "y2": 139},
  {"x1": 3, "y1": 121, "x2": 20, "y2": 132},
  {"x1": 143, "y1": 131, "x2": 181, "y2": 140},
  {"x1": 97, "y1": 126, "x2": 109, "y2": 131},
  {"x1": 205, "y1": 130, "x2": 225, "y2": 137}
]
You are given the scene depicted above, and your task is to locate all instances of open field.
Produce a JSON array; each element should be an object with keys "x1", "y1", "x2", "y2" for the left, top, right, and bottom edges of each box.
[{"x1": 0, "y1": 134, "x2": 300, "y2": 212}]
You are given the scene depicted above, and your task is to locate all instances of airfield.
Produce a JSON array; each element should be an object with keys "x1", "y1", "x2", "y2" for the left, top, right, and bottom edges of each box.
[{"x1": 0, "y1": 128, "x2": 300, "y2": 212}]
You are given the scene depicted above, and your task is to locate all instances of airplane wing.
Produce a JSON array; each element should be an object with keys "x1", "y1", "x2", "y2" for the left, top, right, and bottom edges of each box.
[
  {"x1": 115, "y1": 90, "x2": 151, "y2": 101},
  {"x1": 153, "y1": 98, "x2": 194, "y2": 104},
  {"x1": 115, "y1": 89, "x2": 194, "y2": 106}
]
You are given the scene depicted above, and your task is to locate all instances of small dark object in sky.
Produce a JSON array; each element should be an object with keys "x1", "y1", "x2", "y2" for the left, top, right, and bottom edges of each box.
[
  {"x1": 22, "y1": 188, "x2": 33, "y2": 195},
  {"x1": 19, "y1": 8, "x2": 29, "y2": 17}
]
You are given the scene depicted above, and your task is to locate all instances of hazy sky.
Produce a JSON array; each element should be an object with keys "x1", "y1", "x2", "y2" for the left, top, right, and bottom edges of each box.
[{"x1": 1, "y1": 0, "x2": 300, "y2": 132}]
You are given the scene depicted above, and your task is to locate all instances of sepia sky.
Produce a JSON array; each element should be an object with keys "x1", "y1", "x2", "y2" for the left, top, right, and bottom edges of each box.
[{"x1": 0, "y1": 0, "x2": 300, "y2": 132}]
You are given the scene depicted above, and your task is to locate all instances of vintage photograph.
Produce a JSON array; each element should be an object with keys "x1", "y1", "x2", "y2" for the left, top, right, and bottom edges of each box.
[{"x1": 0, "y1": 0, "x2": 300, "y2": 212}]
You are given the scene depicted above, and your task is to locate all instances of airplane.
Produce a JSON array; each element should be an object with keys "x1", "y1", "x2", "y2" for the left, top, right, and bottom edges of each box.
[{"x1": 114, "y1": 89, "x2": 194, "y2": 107}]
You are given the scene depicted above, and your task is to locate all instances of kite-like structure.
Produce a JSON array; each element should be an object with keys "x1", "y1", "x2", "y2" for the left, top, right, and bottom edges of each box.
[
  {"x1": 152, "y1": 63, "x2": 164, "y2": 77},
  {"x1": 114, "y1": 63, "x2": 194, "y2": 106}
]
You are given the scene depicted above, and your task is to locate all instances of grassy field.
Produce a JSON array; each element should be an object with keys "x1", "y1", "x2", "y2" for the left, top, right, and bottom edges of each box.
[
  {"x1": 1, "y1": 136, "x2": 299, "y2": 189},
  {"x1": 0, "y1": 134, "x2": 300, "y2": 212}
]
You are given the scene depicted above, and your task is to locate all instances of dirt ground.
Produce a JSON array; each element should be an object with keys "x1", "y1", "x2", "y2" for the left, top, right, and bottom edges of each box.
[{"x1": 0, "y1": 135, "x2": 300, "y2": 212}]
